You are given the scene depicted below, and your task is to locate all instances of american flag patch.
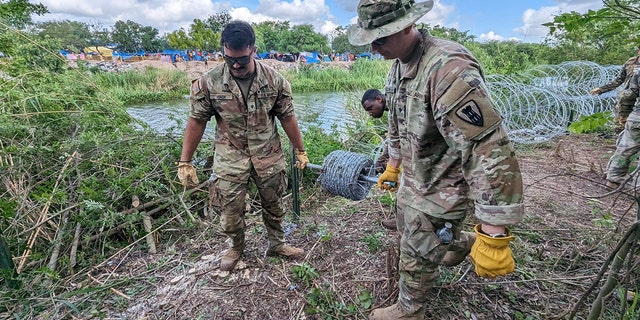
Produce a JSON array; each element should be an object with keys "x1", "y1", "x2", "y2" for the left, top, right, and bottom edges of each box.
[{"x1": 191, "y1": 79, "x2": 201, "y2": 94}]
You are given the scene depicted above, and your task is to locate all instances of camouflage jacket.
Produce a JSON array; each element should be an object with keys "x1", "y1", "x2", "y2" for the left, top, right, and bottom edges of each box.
[
  {"x1": 600, "y1": 56, "x2": 640, "y2": 93},
  {"x1": 385, "y1": 30, "x2": 524, "y2": 225},
  {"x1": 189, "y1": 61, "x2": 294, "y2": 180}
]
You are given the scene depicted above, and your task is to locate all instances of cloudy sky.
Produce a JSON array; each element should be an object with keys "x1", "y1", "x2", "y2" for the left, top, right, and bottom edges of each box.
[{"x1": 30, "y1": 0, "x2": 604, "y2": 43}]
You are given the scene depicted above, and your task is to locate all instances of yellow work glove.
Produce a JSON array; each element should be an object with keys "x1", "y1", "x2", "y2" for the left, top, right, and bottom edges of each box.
[
  {"x1": 295, "y1": 149, "x2": 309, "y2": 169},
  {"x1": 177, "y1": 162, "x2": 199, "y2": 189},
  {"x1": 377, "y1": 164, "x2": 400, "y2": 192},
  {"x1": 469, "y1": 224, "x2": 515, "y2": 278},
  {"x1": 589, "y1": 87, "x2": 602, "y2": 95}
]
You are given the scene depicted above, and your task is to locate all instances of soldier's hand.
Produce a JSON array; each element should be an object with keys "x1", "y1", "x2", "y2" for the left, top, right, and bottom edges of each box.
[
  {"x1": 295, "y1": 149, "x2": 309, "y2": 170},
  {"x1": 177, "y1": 162, "x2": 199, "y2": 189},
  {"x1": 589, "y1": 87, "x2": 602, "y2": 95},
  {"x1": 469, "y1": 224, "x2": 515, "y2": 278},
  {"x1": 377, "y1": 164, "x2": 400, "y2": 192}
]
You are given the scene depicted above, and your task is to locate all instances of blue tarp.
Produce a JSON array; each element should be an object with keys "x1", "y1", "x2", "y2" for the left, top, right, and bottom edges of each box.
[
  {"x1": 162, "y1": 49, "x2": 188, "y2": 62},
  {"x1": 300, "y1": 51, "x2": 322, "y2": 64},
  {"x1": 112, "y1": 50, "x2": 146, "y2": 61}
]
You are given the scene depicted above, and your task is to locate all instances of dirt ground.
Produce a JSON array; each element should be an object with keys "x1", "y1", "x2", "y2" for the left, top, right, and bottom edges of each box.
[{"x1": 55, "y1": 132, "x2": 640, "y2": 319}]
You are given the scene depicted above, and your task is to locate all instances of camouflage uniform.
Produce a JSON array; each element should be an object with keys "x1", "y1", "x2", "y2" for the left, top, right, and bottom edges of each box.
[
  {"x1": 190, "y1": 60, "x2": 294, "y2": 251},
  {"x1": 606, "y1": 67, "x2": 640, "y2": 184},
  {"x1": 385, "y1": 30, "x2": 524, "y2": 315},
  {"x1": 598, "y1": 56, "x2": 640, "y2": 132}
]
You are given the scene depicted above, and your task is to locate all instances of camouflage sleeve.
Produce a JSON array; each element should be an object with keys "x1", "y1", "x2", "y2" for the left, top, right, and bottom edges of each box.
[
  {"x1": 435, "y1": 70, "x2": 524, "y2": 225},
  {"x1": 272, "y1": 73, "x2": 296, "y2": 120},
  {"x1": 189, "y1": 76, "x2": 214, "y2": 121},
  {"x1": 599, "y1": 63, "x2": 629, "y2": 93},
  {"x1": 386, "y1": 62, "x2": 402, "y2": 160}
]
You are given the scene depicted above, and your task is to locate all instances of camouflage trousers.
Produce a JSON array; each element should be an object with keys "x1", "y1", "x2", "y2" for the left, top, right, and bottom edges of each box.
[
  {"x1": 396, "y1": 205, "x2": 475, "y2": 316},
  {"x1": 607, "y1": 109, "x2": 640, "y2": 183},
  {"x1": 209, "y1": 168, "x2": 288, "y2": 250},
  {"x1": 613, "y1": 90, "x2": 636, "y2": 133}
]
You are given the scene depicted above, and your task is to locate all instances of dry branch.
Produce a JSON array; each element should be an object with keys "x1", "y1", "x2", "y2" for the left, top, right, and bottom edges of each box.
[{"x1": 17, "y1": 151, "x2": 78, "y2": 273}]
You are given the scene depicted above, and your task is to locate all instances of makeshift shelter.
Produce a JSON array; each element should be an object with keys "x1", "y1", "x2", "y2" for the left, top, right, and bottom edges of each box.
[
  {"x1": 83, "y1": 46, "x2": 113, "y2": 58},
  {"x1": 299, "y1": 51, "x2": 322, "y2": 64}
]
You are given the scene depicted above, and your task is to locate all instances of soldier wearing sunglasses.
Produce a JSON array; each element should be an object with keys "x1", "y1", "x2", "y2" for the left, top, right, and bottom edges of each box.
[
  {"x1": 349, "y1": 0, "x2": 524, "y2": 319},
  {"x1": 178, "y1": 20, "x2": 309, "y2": 272}
]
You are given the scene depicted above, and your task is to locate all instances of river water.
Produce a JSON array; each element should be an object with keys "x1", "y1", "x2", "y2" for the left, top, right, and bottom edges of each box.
[{"x1": 127, "y1": 91, "x2": 364, "y2": 136}]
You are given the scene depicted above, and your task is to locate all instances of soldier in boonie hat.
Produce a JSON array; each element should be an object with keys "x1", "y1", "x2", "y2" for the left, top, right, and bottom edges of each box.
[
  {"x1": 348, "y1": 0, "x2": 433, "y2": 46},
  {"x1": 349, "y1": 1, "x2": 525, "y2": 320}
]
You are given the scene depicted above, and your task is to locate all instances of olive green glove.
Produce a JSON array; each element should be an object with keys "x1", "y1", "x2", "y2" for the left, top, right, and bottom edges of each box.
[
  {"x1": 469, "y1": 224, "x2": 515, "y2": 278},
  {"x1": 377, "y1": 164, "x2": 400, "y2": 192},
  {"x1": 589, "y1": 87, "x2": 602, "y2": 95},
  {"x1": 295, "y1": 149, "x2": 309, "y2": 169},
  {"x1": 177, "y1": 162, "x2": 199, "y2": 189}
]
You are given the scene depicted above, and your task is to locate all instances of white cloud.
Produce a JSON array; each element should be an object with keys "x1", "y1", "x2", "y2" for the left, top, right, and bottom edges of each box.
[
  {"x1": 479, "y1": 31, "x2": 504, "y2": 42},
  {"x1": 416, "y1": 0, "x2": 455, "y2": 27},
  {"x1": 256, "y1": 0, "x2": 331, "y2": 23},
  {"x1": 513, "y1": 0, "x2": 603, "y2": 42},
  {"x1": 33, "y1": 0, "x2": 228, "y2": 34}
]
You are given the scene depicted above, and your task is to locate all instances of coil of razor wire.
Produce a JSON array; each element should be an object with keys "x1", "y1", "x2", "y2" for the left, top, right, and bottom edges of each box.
[
  {"x1": 317, "y1": 150, "x2": 376, "y2": 201},
  {"x1": 488, "y1": 61, "x2": 619, "y2": 144}
]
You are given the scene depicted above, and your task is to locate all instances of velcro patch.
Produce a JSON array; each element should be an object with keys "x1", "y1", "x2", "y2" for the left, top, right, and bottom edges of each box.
[
  {"x1": 447, "y1": 94, "x2": 501, "y2": 140},
  {"x1": 191, "y1": 79, "x2": 201, "y2": 95},
  {"x1": 455, "y1": 100, "x2": 483, "y2": 126}
]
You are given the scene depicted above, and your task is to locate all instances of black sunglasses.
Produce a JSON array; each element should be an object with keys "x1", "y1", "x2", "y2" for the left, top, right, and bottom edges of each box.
[
  {"x1": 223, "y1": 54, "x2": 252, "y2": 66},
  {"x1": 372, "y1": 36, "x2": 388, "y2": 46}
]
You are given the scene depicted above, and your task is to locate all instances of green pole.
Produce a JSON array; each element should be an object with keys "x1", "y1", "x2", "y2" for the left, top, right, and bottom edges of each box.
[
  {"x1": 0, "y1": 228, "x2": 20, "y2": 289},
  {"x1": 290, "y1": 143, "x2": 300, "y2": 220}
]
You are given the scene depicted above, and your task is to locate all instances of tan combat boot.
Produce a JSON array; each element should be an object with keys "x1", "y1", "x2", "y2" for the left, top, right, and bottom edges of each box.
[
  {"x1": 220, "y1": 247, "x2": 243, "y2": 271},
  {"x1": 442, "y1": 231, "x2": 476, "y2": 267},
  {"x1": 605, "y1": 180, "x2": 620, "y2": 190},
  {"x1": 266, "y1": 244, "x2": 304, "y2": 258},
  {"x1": 369, "y1": 303, "x2": 423, "y2": 320},
  {"x1": 381, "y1": 218, "x2": 397, "y2": 230}
]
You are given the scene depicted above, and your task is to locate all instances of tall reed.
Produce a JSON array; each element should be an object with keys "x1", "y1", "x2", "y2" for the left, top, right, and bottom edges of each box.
[{"x1": 284, "y1": 59, "x2": 392, "y2": 92}]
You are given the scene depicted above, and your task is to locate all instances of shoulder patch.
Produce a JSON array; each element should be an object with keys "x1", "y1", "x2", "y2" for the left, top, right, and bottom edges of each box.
[
  {"x1": 455, "y1": 100, "x2": 483, "y2": 126},
  {"x1": 191, "y1": 79, "x2": 201, "y2": 95},
  {"x1": 446, "y1": 93, "x2": 502, "y2": 140}
]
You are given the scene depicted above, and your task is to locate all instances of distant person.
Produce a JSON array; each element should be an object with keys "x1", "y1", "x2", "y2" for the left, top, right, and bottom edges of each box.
[
  {"x1": 178, "y1": 20, "x2": 309, "y2": 272},
  {"x1": 590, "y1": 45, "x2": 640, "y2": 134},
  {"x1": 361, "y1": 88, "x2": 389, "y2": 173},
  {"x1": 605, "y1": 62, "x2": 640, "y2": 189},
  {"x1": 349, "y1": 0, "x2": 524, "y2": 319},
  {"x1": 362, "y1": 88, "x2": 397, "y2": 231}
]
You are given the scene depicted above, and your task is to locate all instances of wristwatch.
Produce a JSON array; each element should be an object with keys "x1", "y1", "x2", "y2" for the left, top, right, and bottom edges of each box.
[
  {"x1": 488, "y1": 233, "x2": 508, "y2": 238},
  {"x1": 480, "y1": 228, "x2": 507, "y2": 238}
]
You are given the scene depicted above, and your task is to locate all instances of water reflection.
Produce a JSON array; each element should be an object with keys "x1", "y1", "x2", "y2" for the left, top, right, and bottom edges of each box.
[{"x1": 126, "y1": 91, "x2": 361, "y2": 136}]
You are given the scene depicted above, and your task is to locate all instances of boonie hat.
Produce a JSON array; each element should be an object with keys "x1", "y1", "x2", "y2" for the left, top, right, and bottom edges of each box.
[{"x1": 348, "y1": 0, "x2": 433, "y2": 46}]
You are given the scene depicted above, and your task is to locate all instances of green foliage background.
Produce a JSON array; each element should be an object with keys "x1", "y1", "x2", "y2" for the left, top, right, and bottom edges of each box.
[{"x1": 2, "y1": 0, "x2": 640, "y2": 317}]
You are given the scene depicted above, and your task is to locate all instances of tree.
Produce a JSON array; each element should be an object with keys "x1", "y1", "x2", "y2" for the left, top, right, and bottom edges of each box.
[
  {"x1": 280, "y1": 24, "x2": 329, "y2": 54},
  {"x1": 543, "y1": 3, "x2": 640, "y2": 64},
  {"x1": 88, "y1": 22, "x2": 111, "y2": 49},
  {"x1": 167, "y1": 28, "x2": 192, "y2": 50},
  {"x1": 253, "y1": 20, "x2": 290, "y2": 53},
  {"x1": 0, "y1": 0, "x2": 48, "y2": 29},
  {"x1": 425, "y1": 24, "x2": 476, "y2": 43},
  {"x1": 0, "y1": 0, "x2": 48, "y2": 57},
  {"x1": 188, "y1": 19, "x2": 219, "y2": 51},
  {"x1": 36, "y1": 20, "x2": 92, "y2": 52},
  {"x1": 330, "y1": 26, "x2": 371, "y2": 54},
  {"x1": 112, "y1": 20, "x2": 161, "y2": 53},
  {"x1": 167, "y1": 19, "x2": 220, "y2": 51},
  {"x1": 205, "y1": 11, "x2": 232, "y2": 33}
]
